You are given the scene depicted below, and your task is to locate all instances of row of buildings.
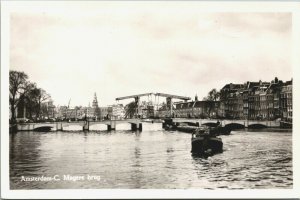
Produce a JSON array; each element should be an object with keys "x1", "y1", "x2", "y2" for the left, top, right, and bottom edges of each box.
[
  {"x1": 220, "y1": 77, "x2": 292, "y2": 121},
  {"x1": 62, "y1": 77, "x2": 292, "y2": 122},
  {"x1": 16, "y1": 93, "x2": 156, "y2": 121},
  {"x1": 156, "y1": 77, "x2": 292, "y2": 122},
  {"x1": 55, "y1": 93, "x2": 125, "y2": 120},
  {"x1": 16, "y1": 77, "x2": 292, "y2": 122},
  {"x1": 156, "y1": 96, "x2": 221, "y2": 119}
]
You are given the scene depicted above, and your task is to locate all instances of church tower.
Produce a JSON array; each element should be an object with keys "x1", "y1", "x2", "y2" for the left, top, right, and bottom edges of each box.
[
  {"x1": 92, "y1": 93, "x2": 101, "y2": 119},
  {"x1": 92, "y1": 93, "x2": 99, "y2": 108}
]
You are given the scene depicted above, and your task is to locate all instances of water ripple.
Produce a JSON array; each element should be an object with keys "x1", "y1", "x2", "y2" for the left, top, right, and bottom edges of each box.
[{"x1": 10, "y1": 125, "x2": 292, "y2": 189}]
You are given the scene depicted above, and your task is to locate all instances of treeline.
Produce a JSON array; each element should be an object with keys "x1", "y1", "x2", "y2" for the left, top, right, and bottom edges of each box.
[
  {"x1": 9, "y1": 70, "x2": 52, "y2": 123},
  {"x1": 202, "y1": 88, "x2": 220, "y2": 101}
]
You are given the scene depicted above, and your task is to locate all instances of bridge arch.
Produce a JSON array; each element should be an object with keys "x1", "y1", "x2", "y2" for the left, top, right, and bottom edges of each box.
[
  {"x1": 224, "y1": 123, "x2": 245, "y2": 130},
  {"x1": 202, "y1": 122, "x2": 218, "y2": 128},
  {"x1": 17, "y1": 123, "x2": 57, "y2": 131},
  {"x1": 248, "y1": 124, "x2": 268, "y2": 129},
  {"x1": 181, "y1": 122, "x2": 200, "y2": 127},
  {"x1": 33, "y1": 125, "x2": 54, "y2": 132}
]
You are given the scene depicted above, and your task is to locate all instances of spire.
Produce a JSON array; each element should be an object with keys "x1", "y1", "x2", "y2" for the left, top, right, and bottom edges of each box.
[{"x1": 92, "y1": 92, "x2": 99, "y2": 108}]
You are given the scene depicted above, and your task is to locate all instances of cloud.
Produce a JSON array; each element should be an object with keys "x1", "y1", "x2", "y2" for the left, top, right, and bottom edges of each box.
[{"x1": 10, "y1": 10, "x2": 292, "y2": 106}]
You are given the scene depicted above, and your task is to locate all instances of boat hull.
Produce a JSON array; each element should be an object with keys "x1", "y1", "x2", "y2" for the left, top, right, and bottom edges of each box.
[{"x1": 191, "y1": 137, "x2": 223, "y2": 156}]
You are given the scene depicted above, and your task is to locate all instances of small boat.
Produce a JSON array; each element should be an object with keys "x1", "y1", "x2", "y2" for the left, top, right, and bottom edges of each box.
[
  {"x1": 164, "y1": 123, "x2": 177, "y2": 131},
  {"x1": 175, "y1": 124, "x2": 231, "y2": 135},
  {"x1": 176, "y1": 125, "x2": 197, "y2": 133},
  {"x1": 191, "y1": 126, "x2": 223, "y2": 157},
  {"x1": 280, "y1": 121, "x2": 292, "y2": 128}
]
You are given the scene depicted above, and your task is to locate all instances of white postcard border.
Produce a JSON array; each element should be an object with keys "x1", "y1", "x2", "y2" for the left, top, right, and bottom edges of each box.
[{"x1": 1, "y1": 1, "x2": 300, "y2": 199}]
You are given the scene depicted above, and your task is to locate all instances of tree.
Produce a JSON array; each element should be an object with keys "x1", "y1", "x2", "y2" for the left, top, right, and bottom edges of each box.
[
  {"x1": 35, "y1": 88, "x2": 51, "y2": 119},
  {"x1": 204, "y1": 88, "x2": 220, "y2": 101},
  {"x1": 23, "y1": 83, "x2": 39, "y2": 119},
  {"x1": 203, "y1": 89, "x2": 220, "y2": 117},
  {"x1": 205, "y1": 101, "x2": 215, "y2": 118},
  {"x1": 16, "y1": 82, "x2": 37, "y2": 118},
  {"x1": 9, "y1": 70, "x2": 53, "y2": 122},
  {"x1": 9, "y1": 70, "x2": 28, "y2": 122},
  {"x1": 124, "y1": 101, "x2": 138, "y2": 119}
]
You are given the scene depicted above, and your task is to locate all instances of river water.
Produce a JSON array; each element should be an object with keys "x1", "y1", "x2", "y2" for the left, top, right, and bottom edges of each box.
[{"x1": 10, "y1": 123, "x2": 292, "y2": 189}]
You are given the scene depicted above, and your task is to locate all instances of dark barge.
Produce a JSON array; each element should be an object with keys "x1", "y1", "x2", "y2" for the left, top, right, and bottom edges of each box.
[
  {"x1": 163, "y1": 119, "x2": 231, "y2": 136},
  {"x1": 191, "y1": 126, "x2": 223, "y2": 157}
]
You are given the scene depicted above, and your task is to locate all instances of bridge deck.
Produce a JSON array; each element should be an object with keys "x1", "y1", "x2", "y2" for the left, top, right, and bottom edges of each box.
[
  {"x1": 171, "y1": 118, "x2": 280, "y2": 128},
  {"x1": 15, "y1": 118, "x2": 281, "y2": 131},
  {"x1": 16, "y1": 119, "x2": 143, "y2": 131}
]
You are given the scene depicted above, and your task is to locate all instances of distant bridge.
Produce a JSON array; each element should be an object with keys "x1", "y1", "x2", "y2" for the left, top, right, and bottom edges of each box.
[
  {"x1": 16, "y1": 119, "x2": 143, "y2": 132},
  {"x1": 170, "y1": 118, "x2": 280, "y2": 128},
  {"x1": 15, "y1": 118, "x2": 281, "y2": 132}
]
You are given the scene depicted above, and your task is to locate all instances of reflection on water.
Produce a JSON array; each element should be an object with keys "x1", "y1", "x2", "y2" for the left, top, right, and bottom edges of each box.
[{"x1": 10, "y1": 123, "x2": 292, "y2": 189}]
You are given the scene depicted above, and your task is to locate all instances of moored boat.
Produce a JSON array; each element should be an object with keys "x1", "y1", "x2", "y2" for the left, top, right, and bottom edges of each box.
[
  {"x1": 162, "y1": 119, "x2": 231, "y2": 135},
  {"x1": 280, "y1": 121, "x2": 292, "y2": 128},
  {"x1": 176, "y1": 125, "x2": 197, "y2": 133},
  {"x1": 172, "y1": 123, "x2": 231, "y2": 135}
]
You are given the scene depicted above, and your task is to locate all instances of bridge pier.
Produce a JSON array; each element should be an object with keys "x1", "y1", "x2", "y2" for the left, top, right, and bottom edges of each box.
[
  {"x1": 107, "y1": 121, "x2": 116, "y2": 131},
  {"x1": 130, "y1": 123, "x2": 142, "y2": 131},
  {"x1": 131, "y1": 123, "x2": 137, "y2": 131},
  {"x1": 83, "y1": 121, "x2": 89, "y2": 131},
  {"x1": 56, "y1": 123, "x2": 63, "y2": 131}
]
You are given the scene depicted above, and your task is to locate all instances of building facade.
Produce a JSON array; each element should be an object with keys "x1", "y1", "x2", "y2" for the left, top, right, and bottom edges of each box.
[
  {"x1": 108, "y1": 104, "x2": 125, "y2": 120},
  {"x1": 156, "y1": 99, "x2": 220, "y2": 119},
  {"x1": 281, "y1": 80, "x2": 293, "y2": 122},
  {"x1": 219, "y1": 78, "x2": 292, "y2": 121}
]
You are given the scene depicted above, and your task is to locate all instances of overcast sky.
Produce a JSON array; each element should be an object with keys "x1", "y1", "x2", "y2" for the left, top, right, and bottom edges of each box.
[{"x1": 10, "y1": 2, "x2": 292, "y2": 107}]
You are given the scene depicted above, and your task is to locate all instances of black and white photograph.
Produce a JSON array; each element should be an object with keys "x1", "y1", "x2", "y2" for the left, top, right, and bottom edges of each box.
[{"x1": 1, "y1": 1, "x2": 300, "y2": 199}]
